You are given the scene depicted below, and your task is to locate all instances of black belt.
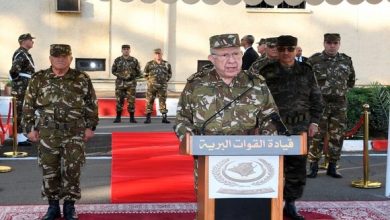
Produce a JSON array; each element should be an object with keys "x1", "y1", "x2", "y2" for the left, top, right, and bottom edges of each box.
[
  {"x1": 43, "y1": 121, "x2": 79, "y2": 130},
  {"x1": 282, "y1": 112, "x2": 310, "y2": 125}
]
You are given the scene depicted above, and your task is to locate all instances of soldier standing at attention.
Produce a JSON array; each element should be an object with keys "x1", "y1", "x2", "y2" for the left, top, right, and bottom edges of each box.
[
  {"x1": 9, "y1": 33, "x2": 36, "y2": 146},
  {"x1": 247, "y1": 37, "x2": 279, "y2": 76},
  {"x1": 112, "y1": 44, "x2": 142, "y2": 123},
  {"x1": 23, "y1": 44, "x2": 99, "y2": 220},
  {"x1": 307, "y1": 33, "x2": 356, "y2": 178},
  {"x1": 256, "y1": 38, "x2": 266, "y2": 57},
  {"x1": 257, "y1": 35, "x2": 324, "y2": 220},
  {"x1": 174, "y1": 33, "x2": 279, "y2": 220},
  {"x1": 143, "y1": 48, "x2": 172, "y2": 124}
]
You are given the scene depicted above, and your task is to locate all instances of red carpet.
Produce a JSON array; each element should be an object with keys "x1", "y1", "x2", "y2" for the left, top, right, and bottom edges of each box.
[
  {"x1": 98, "y1": 98, "x2": 156, "y2": 117},
  {"x1": 111, "y1": 132, "x2": 196, "y2": 203}
]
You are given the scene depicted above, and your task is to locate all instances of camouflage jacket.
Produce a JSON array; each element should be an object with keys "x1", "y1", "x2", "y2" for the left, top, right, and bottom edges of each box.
[
  {"x1": 144, "y1": 60, "x2": 172, "y2": 84},
  {"x1": 259, "y1": 61, "x2": 324, "y2": 132},
  {"x1": 22, "y1": 68, "x2": 99, "y2": 133},
  {"x1": 247, "y1": 56, "x2": 277, "y2": 77},
  {"x1": 112, "y1": 56, "x2": 142, "y2": 86},
  {"x1": 307, "y1": 51, "x2": 355, "y2": 98},
  {"x1": 9, "y1": 47, "x2": 35, "y2": 80},
  {"x1": 174, "y1": 68, "x2": 279, "y2": 141}
]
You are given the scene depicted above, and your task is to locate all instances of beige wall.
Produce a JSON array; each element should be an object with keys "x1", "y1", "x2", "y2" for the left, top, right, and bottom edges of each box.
[{"x1": 0, "y1": 0, "x2": 389, "y2": 92}]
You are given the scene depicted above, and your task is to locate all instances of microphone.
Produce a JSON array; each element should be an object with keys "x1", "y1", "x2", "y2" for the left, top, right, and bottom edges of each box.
[
  {"x1": 270, "y1": 112, "x2": 290, "y2": 136},
  {"x1": 200, "y1": 75, "x2": 254, "y2": 135}
]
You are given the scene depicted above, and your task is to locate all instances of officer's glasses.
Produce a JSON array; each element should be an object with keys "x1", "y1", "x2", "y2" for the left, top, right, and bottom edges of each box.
[
  {"x1": 212, "y1": 52, "x2": 242, "y2": 60},
  {"x1": 277, "y1": 46, "x2": 296, "y2": 52}
]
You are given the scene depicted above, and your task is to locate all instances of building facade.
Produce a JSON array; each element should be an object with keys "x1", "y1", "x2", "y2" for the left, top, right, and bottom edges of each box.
[{"x1": 0, "y1": 0, "x2": 389, "y2": 93}]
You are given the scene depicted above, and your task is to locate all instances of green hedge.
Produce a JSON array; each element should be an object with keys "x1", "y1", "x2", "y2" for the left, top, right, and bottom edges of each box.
[{"x1": 347, "y1": 84, "x2": 389, "y2": 138}]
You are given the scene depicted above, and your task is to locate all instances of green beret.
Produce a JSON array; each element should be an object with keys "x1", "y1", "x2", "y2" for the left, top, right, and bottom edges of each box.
[
  {"x1": 18, "y1": 33, "x2": 35, "y2": 42},
  {"x1": 209, "y1": 33, "x2": 240, "y2": 49},
  {"x1": 122, "y1": 44, "x2": 130, "y2": 49},
  {"x1": 277, "y1": 35, "x2": 298, "y2": 46},
  {"x1": 50, "y1": 44, "x2": 72, "y2": 57},
  {"x1": 324, "y1": 33, "x2": 341, "y2": 42}
]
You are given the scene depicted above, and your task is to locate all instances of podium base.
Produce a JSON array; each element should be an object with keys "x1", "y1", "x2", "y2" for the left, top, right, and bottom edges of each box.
[{"x1": 215, "y1": 198, "x2": 271, "y2": 220}]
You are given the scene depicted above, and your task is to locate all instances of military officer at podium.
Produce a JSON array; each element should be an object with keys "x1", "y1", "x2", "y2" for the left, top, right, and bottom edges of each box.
[
  {"x1": 255, "y1": 35, "x2": 324, "y2": 220},
  {"x1": 174, "y1": 33, "x2": 279, "y2": 220}
]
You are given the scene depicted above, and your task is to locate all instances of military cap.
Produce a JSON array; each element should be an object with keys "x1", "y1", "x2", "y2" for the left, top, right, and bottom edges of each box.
[
  {"x1": 122, "y1": 44, "x2": 130, "y2": 49},
  {"x1": 209, "y1": 33, "x2": 240, "y2": 49},
  {"x1": 265, "y1": 37, "x2": 277, "y2": 46},
  {"x1": 154, "y1": 48, "x2": 162, "y2": 54},
  {"x1": 18, "y1": 33, "x2": 35, "y2": 42},
  {"x1": 324, "y1": 33, "x2": 341, "y2": 42},
  {"x1": 50, "y1": 44, "x2": 72, "y2": 57},
  {"x1": 277, "y1": 35, "x2": 298, "y2": 46},
  {"x1": 257, "y1": 38, "x2": 266, "y2": 45}
]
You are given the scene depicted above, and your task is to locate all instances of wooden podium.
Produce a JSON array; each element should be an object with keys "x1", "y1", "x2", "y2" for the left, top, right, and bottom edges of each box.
[{"x1": 180, "y1": 133, "x2": 307, "y2": 220}]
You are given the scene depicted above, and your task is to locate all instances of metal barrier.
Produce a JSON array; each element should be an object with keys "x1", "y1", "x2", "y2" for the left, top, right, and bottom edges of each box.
[{"x1": 351, "y1": 104, "x2": 381, "y2": 189}]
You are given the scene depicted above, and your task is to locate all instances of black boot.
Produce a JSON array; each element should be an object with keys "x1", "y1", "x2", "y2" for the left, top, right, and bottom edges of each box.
[
  {"x1": 162, "y1": 113, "x2": 170, "y2": 124},
  {"x1": 327, "y1": 162, "x2": 342, "y2": 178},
  {"x1": 113, "y1": 111, "x2": 121, "y2": 123},
  {"x1": 144, "y1": 113, "x2": 151, "y2": 124},
  {"x1": 307, "y1": 162, "x2": 318, "y2": 178},
  {"x1": 284, "y1": 199, "x2": 305, "y2": 220},
  {"x1": 41, "y1": 200, "x2": 61, "y2": 220},
  {"x1": 129, "y1": 112, "x2": 137, "y2": 123},
  {"x1": 63, "y1": 200, "x2": 78, "y2": 220}
]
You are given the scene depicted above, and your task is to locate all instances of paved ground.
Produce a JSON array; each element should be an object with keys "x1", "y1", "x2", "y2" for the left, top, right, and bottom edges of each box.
[{"x1": 0, "y1": 117, "x2": 389, "y2": 205}]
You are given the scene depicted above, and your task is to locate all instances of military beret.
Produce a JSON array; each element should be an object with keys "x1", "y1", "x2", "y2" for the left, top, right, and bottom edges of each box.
[
  {"x1": 324, "y1": 33, "x2": 341, "y2": 42},
  {"x1": 154, "y1": 48, "x2": 162, "y2": 54},
  {"x1": 122, "y1": 44, "x2": 130, "y2": 49},
  {"x1": 209, "y1": 33, "x2": 240, "y2": 49},
  {"x1": 18, "y1": 33, "x2": 35, "y2": 42},
  {"x1": 50, "y1": 44, "x2": 72, "y2": 57},
  {"x1": 265, "y1": 37, "x2": 277, "y2": 46},
  {"x1": 277, "y1": 35, "x2": 298, "y2": 47},
  {"x1": 257, "y1": 38, "x2": 266, "y2": 44}
]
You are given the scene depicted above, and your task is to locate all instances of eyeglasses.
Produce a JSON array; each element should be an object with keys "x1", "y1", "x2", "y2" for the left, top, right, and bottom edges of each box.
[
  {"x1": 277, "y1": 46, "x2": 296, "y2": 52},
  {"x1": 267, "y1": 44, "x2": 277, "y2": 49},
  {"x1": 325, "y1": 41, "x2": 339, "y2": 45},
  {"x1": 212, "y1": 52, "x2": 242, "y2": 60}
]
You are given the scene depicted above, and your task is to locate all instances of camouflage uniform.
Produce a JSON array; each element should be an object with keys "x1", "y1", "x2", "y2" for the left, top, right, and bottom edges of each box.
[
  {"x1": 112, "y1": 55, "x2": 142, "y2": 114},
  {"x1": 9, "y1": 46, "x2": 35, "y2": 133},
  {"x1": 258, "y1": 60, "x2": 324, "y2": 201},
  {"x1": 144, "y1": 59, "x2": 172, "y2": 114},
  {"x1": 175, "y1": 68, "x2": 278, "y2": 140},
  {"x1": 22, "y1": 45, "x2": 98, "y2": 201},
  {"x1": 307, "y1": 51, "x2": 355, "y2": 164}
]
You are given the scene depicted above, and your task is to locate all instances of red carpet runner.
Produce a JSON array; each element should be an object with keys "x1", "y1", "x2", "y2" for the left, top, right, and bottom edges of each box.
[{"x1": 111, "y1": 132, "x2": 196, "y2": 203}]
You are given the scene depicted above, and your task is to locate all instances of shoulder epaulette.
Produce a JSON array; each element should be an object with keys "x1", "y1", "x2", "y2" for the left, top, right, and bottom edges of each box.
[{"x1": 187, "y1": 64, "x2": 213, "y2": 82}]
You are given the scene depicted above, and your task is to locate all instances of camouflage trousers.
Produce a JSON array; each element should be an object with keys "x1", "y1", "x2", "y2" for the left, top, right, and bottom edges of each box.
[
  {"x1": 37, "y1": 129, "x2": 86, "y2": 201},
  {"x1": 115, "y1": 84, "x2": 136, "y2": 113},
  {"x1": 145, "y1": 82, "x2": 168, "y2": 114},
  {"x1": 11, "y1": 78, "x2": 29, "y2": 133},
  {"x1": 308, "y1": 101, "x2": 347, "y2": 164}
]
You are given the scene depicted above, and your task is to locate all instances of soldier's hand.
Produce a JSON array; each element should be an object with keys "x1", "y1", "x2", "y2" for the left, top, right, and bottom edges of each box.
[
  {"x1": 27, "y1": 130, "x2": 40, "y2": 142},
  {"x1": 83, "y1": 128, "x2": 95, "y2": 142}
]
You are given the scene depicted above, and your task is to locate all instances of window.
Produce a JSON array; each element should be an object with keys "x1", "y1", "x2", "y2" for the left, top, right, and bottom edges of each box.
[
  {"x1": 56, "y1": 0, "x2": 80, "y2": 13},
  {"x1": 246, "y1": 1, "x2": 306, "y2": 9},
  {"x1": 75, "y1": 58, "x2": 106, "y2": 71}
]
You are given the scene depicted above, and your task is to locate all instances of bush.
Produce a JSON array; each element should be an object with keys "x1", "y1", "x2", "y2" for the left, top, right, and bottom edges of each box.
[{"x1": 347, "y1": 83, "x2": 390, "y2": 138}]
